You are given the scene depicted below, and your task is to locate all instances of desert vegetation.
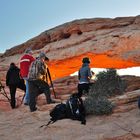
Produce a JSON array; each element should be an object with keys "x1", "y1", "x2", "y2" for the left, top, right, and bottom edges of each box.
[{"x1": 84, "y1": 69, "x2": 126, "y2": 115}]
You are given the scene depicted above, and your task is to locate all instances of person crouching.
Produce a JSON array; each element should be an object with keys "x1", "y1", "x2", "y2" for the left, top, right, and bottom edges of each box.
[{"x1": 28, "y1": 52, "x2": 55, "y2": 112}]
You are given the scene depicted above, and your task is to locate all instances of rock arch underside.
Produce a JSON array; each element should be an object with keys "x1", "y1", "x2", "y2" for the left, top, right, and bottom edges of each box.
[{"x1": 1, "y1": 15, "x2": 140, "y2": 80}]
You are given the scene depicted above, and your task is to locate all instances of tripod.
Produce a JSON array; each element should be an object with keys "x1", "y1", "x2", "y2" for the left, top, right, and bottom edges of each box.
[
  {"x1": 47, "y1": 68, "x2": 57, "y2": 98},
  {"x1": 0, "y1": 81, "x2": 10, "y2": 102}
]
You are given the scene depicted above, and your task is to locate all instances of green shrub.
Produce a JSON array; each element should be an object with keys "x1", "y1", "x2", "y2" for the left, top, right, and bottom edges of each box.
[
  {"x1": 84, "y1": 96, "x2": 114, "y2": 115},
  {"x1": 84, "y1": 68, "x2": 126, "y2": 115},
  {"x1": 94, "y1": 69, "x2": 126, "y2": 97}
]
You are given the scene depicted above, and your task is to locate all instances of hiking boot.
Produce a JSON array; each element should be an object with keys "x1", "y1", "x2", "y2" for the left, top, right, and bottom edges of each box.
[
  {"x1": 30, "y1": 107, "x2": 37, "y2": 112},
  {"x1": 81, "y1": 119, "x2": 86, "y2": 125},
  {"x1": 11, "y1": 106, "x2": 16, "y2": 109},
  {"x1": 24, "y1": 103, "x2": 29, "y2": 106},
  {"x1": 47, "y1": 100, "x2": 56, "y2": 104}
]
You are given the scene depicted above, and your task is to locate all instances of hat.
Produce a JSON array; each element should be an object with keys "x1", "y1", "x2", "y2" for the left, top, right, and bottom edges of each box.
[
  {"x1": 82, "y1": 57, "x2": 90, "y2": 63},
  {"x1": 25, "y1": 48, "x2": 32, "y2": 54},
  {"x1": 45, "y1": 56, "x2": 49, "y2": 61},
  {"x1": 10, "y1": 62, "x2": 15, "y2": 67},
  {"x1": 39, "y1": 52, "x2": 47, "y2": 59}
]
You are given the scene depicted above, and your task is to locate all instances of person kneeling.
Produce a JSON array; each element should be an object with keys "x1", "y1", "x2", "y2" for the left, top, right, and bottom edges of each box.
[{"x1": 28, "y1": 52, "x2": 55, "y2": 112}]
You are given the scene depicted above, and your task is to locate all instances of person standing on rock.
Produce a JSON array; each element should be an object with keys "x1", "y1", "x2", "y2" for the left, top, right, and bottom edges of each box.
[
  {"x1": 28, "y1": 52, "x2": 55, "y2": 112},
  {"x1": 20, "y1": 48, "x2": 35, "y2": 105},
  {"x1": 6, "y1": 63, "x2": 26, "y2": 109},
  {"x1": 77, "y1": 57, "x2": 94, "y2": 97}
]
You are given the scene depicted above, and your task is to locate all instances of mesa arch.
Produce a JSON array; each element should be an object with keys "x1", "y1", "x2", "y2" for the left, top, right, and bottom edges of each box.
[
  {"x1": 48, "y1": 53, "x2": 140, "y2": 80},
  {"x1": 1, "y1": 16, "x2": 140, "y2": 80}
]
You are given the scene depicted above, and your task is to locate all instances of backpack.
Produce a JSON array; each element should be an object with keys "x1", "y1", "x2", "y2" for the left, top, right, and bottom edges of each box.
[
  {"x1": 66, "y1": 94, "x2": 86, "y2": 125},
  {"x1": 40, "y1": 103, "x2": 67, "y2": 128},
  {"x1": 40, "y1": 94, "x2": 86, "y2": 128},
  {"x1": 50, "y1": 103, "x2": 67, "y2": 122},
  {"x1": 7, "y1": 67, "x2": 21, "y2": 85}
]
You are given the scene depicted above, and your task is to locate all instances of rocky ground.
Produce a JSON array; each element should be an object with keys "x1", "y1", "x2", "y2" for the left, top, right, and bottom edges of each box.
[
  {"x1": 0, "y1": 102, "x2": 140, "y2": 140},
  {"x1": 0, "y1": 75, "x2": 140, "y2": 140}
]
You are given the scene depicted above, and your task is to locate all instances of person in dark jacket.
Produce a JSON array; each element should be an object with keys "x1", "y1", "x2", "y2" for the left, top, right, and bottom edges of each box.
[
  {"x1": 6, "y1": 63, "x2": 26, "y2": 109},
  {"x1": 77, "y1": 57, "x2": 93, "y2": 97}
]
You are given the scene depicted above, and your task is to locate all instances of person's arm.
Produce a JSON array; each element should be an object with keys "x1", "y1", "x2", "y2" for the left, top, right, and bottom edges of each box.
[
  {"x1": 78, "y1": 70, "x2": 81, "y2": 80},
  {"x1": 30, "y1": 55, "x2": 35, "y2": 62},
  {"x1": 91, "y1": 71, "x2": 95, "y2": 76},
  {"x1": 6, "y1": 70, "x2": 10, "y2": 86},
  {"x1": 87, "y1": 68, "x2": 92, "y2": 79}
]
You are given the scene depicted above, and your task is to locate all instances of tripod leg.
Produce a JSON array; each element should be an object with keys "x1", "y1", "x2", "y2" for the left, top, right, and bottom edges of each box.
[
  {"x1": 0, "y1": 87, "x2": 10, "y2": 102},
  {"x1": 0, "y1": 82, "x2": 10, "y2": 103}
]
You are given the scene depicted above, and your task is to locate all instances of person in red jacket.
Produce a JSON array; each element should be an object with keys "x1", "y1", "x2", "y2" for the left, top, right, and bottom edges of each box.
[{"x1": 20, "y1": 48, "x2": 35, "y2": 105}]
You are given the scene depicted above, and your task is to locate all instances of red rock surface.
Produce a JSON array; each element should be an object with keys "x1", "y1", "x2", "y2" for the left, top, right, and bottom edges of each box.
[
  {"x1": 1, "y1": 16, "x2": 140, "y2": 80},
  {"x1": 0, "y1": 16, "x2": 140, "y2": 139}
]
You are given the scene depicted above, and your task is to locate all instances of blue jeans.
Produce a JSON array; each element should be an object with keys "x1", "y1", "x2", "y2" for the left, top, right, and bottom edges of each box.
[{"x1": 23, "y1": 77, "x2": 29, "y2": 104}]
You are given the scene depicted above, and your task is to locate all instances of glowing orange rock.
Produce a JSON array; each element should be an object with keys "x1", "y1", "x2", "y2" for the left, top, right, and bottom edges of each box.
[{"x1": 48, "y1": 53, "x2": 140, "y2": 80}]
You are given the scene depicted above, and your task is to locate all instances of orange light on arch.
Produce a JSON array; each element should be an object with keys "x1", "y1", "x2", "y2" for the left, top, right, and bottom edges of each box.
[{"x1": 48, "y1": 53, "x2": 140, "y2": 80}]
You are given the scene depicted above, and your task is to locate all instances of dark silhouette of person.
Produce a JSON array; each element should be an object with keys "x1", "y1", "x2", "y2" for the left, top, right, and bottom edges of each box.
[{"x1": 6, "y1": 63, "x2": 26, "y2": 109}]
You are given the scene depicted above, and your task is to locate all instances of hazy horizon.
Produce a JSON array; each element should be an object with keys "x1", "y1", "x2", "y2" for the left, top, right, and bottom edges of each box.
[{"x1": 71, "y1": 66, "x2": 140, "y2": 77}]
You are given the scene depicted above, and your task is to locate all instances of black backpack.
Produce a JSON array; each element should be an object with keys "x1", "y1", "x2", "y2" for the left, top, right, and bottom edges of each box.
[
  {"x1": 50, "y1": 103, "x2": 67, "y2": 122},
  {"x1": 66, "y1": 94, "x2": 86, "y2": 125},
  {"x1": 40, "y1": 94, "x2": 86, "y2": 128},
  {"x1": 40, "y1": 103, "x2": 67, "y2": 128}
]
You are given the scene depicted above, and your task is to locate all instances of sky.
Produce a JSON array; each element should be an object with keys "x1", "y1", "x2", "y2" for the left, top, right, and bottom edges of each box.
[
  {"x1": 71, "y1": 67, "x2": 140, "y2": 77},
  {"x1": 0, "y1": 0, "x2": 140, "y2": 53}
]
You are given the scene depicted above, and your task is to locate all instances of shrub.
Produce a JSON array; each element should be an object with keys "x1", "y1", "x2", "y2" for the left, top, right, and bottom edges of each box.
[
  {"x1": 84, "y1": 68, "x2": 126, "y2": 115},
  {"x1": 84, "y1": 96, "x2": 114, "y2": 115},
  {"x1": 94, "y1": 69, "x2": 126, "y2": 97}
]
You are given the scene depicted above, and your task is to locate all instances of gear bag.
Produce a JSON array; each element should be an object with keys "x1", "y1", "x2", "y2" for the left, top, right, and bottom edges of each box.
[
  {"x1": 66, "y1": 94, "x2": 86, "y2": 125},
  {"x1": 40, "y1": 103, "x2": 67, "y2": 128},
  {"x1": 50, "y1": 103, "x2": 67, "y2": 122},
  {"x1": 40, "y1": 94, "x2": 86, "y2": 128}
]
